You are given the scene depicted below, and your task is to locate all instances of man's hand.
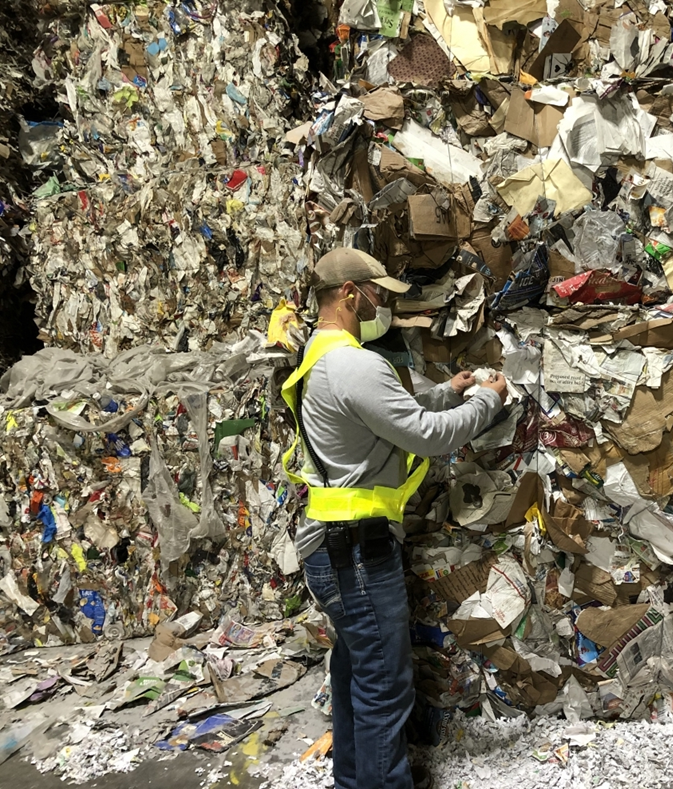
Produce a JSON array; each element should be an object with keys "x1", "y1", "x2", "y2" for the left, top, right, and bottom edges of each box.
[
  {"x1": 450, "y1": 370, "x2": 475, "y2": 394},
  {"x1": 480, "y1": 372, "x2": 507, "y2": 404}
]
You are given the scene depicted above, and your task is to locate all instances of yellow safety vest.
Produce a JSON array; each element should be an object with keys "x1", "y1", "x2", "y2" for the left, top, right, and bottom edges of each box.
[{"x1": 281, "y1": 329, "x2": 430, "y2": 522}]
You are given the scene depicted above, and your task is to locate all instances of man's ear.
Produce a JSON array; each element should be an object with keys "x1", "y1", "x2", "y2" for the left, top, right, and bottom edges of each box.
[{"x1": 341, "y1": 281, "x2": 356, "y2": 301}]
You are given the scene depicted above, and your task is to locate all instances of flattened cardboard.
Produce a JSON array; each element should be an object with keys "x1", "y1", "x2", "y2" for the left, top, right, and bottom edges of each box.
[
  {"x1": 211, "y1": 139, "x2": 227, "y2": 165},
  {"x1": 637, "y1": 90, "x2": 673, "y2": 131},
  {"x1": 622, "y1": 432, "x2": 673, "y2": 499},
  {"x1": 547, "y1": 247, "x2": 576, "y2": 281},
  {"x1": 423, "y1": 363, "x2": 452, "y2": 384},
  {"x1": 392, "y1": 315, "x2": 434, "y2": 328},
  {"x1": 469, "y1": 225, "x2": 513, "y2": 292},
  {"x1": 449, "y1": 183, "x2": 475, "y2": 240},
  {"x1": 541, "y1": 498, "x2": 593, "y2": 555},
  {"x1": 481, "y1": 644, "x2": 559, "y2": 706},
  {"x1": 408, "y1": 186, "x2": 472, "y2": 242},
  {"x1": 504, "y1": 87, "x2": 564, "y2": 149},
  {"x1": 557, "y1": 440, "x2": 622, "y2": 481},
  {"x1": 576, "y1": 604, "x2": 651, "y2": 650},
  {"x1": 472, "y1": 10, "x2": 516, "y2": 76},
  {"x1": 421, "y1": 332, "x2": 451, "y2": 364},
  {"x1": 124, "y1": 40, "x2": 147, "y2": 68},
  {"x1": 605, "y1": 370, "x2": 673, "y2": 455},
  {"x1": 350, "y1": 146, "x2": 375, "y2": 203},
  {"x1": 504, "y1": 471, "x2": 543, "y2": 528},
  {"x1": 361, "y1": 86, "x2": 405, "y2": 130},
  {"x1": 408, "y1": 238, "x2": 458, "y2": 270},
  {"x1": 527, "y1": 19, "x2": 582, "y2": 82},
  {"x1": 378, "y1": 146, "x2": 433, "y2": 188},
  {"x1": 553, "y1": 307, "x2": 626, "y2": 333},
  {"x1": 408, "y1": 194, "x2": 453, "y2": 239},
  {"x1": 424, "y1": 1, "x2": 491, "y2": 72},
  {"x1": 573, "y1": 562, "x2": 618, "y2": 607},
  {"x1": 148, "y1": 622, "x2": 211, "y2": 662},
  {"x1": 449, "y1": 617, "x2": 509, "y2": 648},
  {"x1": 483, "y1": 0, "x2": 547, "y2": 30},
  {"x1": 433, "y1": 552, "x2": 498, "y2": 604},
  {"x1": 612, "y1": 318, "x2": 673, "y2": 349}
]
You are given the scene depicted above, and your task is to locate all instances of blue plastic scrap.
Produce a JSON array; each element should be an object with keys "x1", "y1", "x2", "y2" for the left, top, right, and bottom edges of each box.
[
  {"x1": 156, "y1": 714, "x2": 260, "y2": 752},
  {"x1": 490, "y1": 244, "x2": 549, "y2": 312},
  {"x1": 79, "y1": 590, "x2": 106, "y2": 636},
  {"x1": 38, "y1": 504, "x2": 57, "y2": 543},
  {"x1": 226, "y1": 83, "x2": 247, "y2": 105}
]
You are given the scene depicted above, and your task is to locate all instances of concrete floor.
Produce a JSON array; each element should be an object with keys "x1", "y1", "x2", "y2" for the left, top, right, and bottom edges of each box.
[{"x1": 0, "y1": 647, "x2": 329, "y2": 789}]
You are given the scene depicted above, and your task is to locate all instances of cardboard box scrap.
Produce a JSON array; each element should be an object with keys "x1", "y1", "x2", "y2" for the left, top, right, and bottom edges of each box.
[{"x1": 3, "y1": 0, "x2": 673, "y2": 742}]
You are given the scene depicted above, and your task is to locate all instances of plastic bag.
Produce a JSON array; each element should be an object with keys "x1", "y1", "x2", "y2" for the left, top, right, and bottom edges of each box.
[
  {"x1": 183, "y1": 392, "x2": 226, "y2": 541},
  {"x1": 0, "y1": 347, "x2": 94, "y2": 407},
  {"x1": 46, "y1": 393, "x2": 148, "y2": 433},
  {"x1": 573, "y1": 210, "x2": 625, "y2": 271},
  {"x1": 267, "y1": 299, "x2": 307, "y2": 352},
  {"x1": 142, "y1": 439, "x2": 199, "y2": 565}
]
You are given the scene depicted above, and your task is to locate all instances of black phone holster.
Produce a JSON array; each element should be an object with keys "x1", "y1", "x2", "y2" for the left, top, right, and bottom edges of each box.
[
  {"x1": 358, "y1": 516, "x2": 391, "y2": 562},
  {"x1": 326, "y1": 517, "x2": 391, "y2": 569}
]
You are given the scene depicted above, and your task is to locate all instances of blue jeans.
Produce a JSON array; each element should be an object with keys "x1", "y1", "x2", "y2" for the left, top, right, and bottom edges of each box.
[{"x1": 303, "y1": 537, "x2": 414, "y2": 789}]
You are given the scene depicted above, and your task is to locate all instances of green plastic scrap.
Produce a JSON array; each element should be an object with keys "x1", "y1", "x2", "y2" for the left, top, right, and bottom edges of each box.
[
  {"x1": 278, "y1": 706, "x2": 305, "y2": 717},
  {"x1": 174, "y1": 660, "x2": 196, "y2": 682},
  {"x1": 489, "y1": 536, "x2": 511, "y2": 555},
  {"x1": 179, "y1": 493, "x2": 200, "y2": 513},
  {"x1": 123, "y1": 676, "x2": 165, "y2": 704},
  {"x1": 284, "y1": 594, "x2": 303, "y2": 618},
  {"x1": 646, "y1": 240, "x2": 672, "y2": 262},
  {"x1": 514, "y1": 614, "x2": 527, "y2": 640},
  {"x1": 113, "y1": 86, "x2": 140, "y2": 109},
  {"x1": 214, "y1": 418, "x2": 256, "y2": 451},
  {"x1": 34, "y1": 175, "x2": 61, "y2": 199}
]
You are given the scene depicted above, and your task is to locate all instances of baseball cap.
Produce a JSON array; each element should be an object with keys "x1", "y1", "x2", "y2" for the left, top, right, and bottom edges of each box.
[{"x1": 312, "y1": 248, "x2": 410, "y2": 294}]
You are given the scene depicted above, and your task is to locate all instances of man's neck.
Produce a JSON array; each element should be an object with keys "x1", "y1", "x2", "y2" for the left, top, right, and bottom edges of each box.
[{"x1": 317, "y1": 310, "x2": 360, "y2": 340}]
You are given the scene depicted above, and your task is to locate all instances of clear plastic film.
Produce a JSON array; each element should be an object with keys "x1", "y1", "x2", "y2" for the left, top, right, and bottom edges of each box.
[
  {"x1": 142, "y1": 438, "x2": 198, "y2": 566},
  {"x1": 183, "y1": 390, "x2": 227, "y2": 541}
]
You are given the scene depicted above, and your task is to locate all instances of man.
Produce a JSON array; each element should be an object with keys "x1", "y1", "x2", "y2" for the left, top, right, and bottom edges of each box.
[{"x1": 282, "y1": 248, "x2": 506, "y2": 789}]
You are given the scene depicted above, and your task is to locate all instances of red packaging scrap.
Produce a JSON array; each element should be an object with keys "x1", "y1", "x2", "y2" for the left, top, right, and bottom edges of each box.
[
  {"x1": 553, "y1": 270, "x2": 642, "y2": 305},
  {"x1": 225, "y1": 170, "x2": 248, "y2": 191}
]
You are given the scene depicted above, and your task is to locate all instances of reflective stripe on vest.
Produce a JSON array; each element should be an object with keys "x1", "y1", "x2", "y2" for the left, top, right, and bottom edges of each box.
[{"x1": 281, "y1": 329, "x2": 430, "y2": 523}]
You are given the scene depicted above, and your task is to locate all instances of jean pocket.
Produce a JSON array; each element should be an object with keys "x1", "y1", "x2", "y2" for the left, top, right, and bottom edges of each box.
[
  {"x1": 304, "y1": 555, "x2": 345, "y2": 619},
  {"x1": 360, "y1": 535, "x2": 395, "y2": 568}
]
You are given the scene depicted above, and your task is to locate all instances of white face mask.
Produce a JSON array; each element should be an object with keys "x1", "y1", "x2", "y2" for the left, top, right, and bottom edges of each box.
[
  {"x1": 360, "y1": 306, "x2": 392, "y2": 342},
  {"x1": 355, "y1": 286, "x2": 392, "y2": 342}
]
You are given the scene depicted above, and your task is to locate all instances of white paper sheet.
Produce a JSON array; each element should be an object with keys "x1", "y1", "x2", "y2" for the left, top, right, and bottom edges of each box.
[
  {"x1": 394, "y1": 119, "x2": 482, "y2": 185},
  {"x1": 604, "y1": 463, "x2": 673, "y2": 564}
]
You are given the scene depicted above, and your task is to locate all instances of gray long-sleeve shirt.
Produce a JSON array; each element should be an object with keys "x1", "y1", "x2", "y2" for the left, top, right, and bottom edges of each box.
[{"x1": 294, "y1": 336, "x2": 503, "y2": 558}]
